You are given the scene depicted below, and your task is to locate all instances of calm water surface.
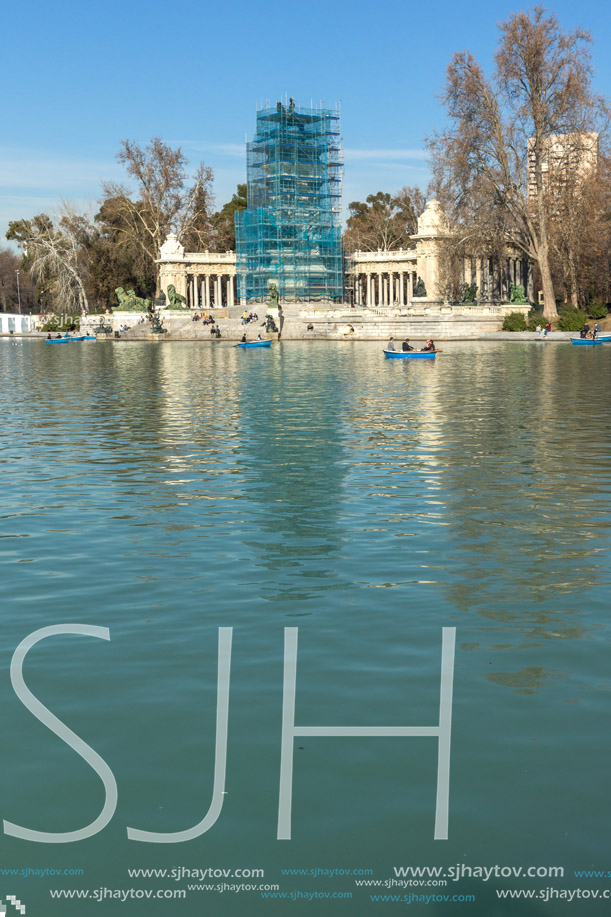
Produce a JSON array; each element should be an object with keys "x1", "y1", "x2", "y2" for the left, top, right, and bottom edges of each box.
[{"x1": 1, "y1": 339, "x2": 611, "y2": 915}]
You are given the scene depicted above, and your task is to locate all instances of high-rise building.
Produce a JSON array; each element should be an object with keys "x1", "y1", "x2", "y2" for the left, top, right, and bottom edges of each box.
[
  {"x1": 235, "y1": 100, "x2": 344, "y2": 303},
  {"x1": 527, "y1": 132, "x2": 598, "y2": 201}
]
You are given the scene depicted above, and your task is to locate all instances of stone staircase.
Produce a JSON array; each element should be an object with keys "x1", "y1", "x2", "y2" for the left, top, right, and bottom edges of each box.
[{"x1": 79, "y1": 304, "x2": 560, "y2": 342}]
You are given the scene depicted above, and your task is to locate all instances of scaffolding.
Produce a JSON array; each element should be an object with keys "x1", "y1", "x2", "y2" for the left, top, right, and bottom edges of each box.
[{"x1": 235, "y1": 100, "x2": 344, "y2": 302}]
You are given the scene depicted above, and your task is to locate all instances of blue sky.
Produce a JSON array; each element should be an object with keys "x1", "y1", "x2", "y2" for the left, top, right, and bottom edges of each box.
[{"x1": 2, "y1": 0, "x2": 609, "y2": 244}]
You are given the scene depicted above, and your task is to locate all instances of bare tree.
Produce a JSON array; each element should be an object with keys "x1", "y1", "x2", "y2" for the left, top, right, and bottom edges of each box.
[
  {"x1": 428, "y1": 7, "x2": 609, "y2": 319},
  {"x1": 7, "y1": 209, "x2": 90, "y2": 313},
  {"x1": 101, "y1": 138, "x2": 215, "y2": 291}
]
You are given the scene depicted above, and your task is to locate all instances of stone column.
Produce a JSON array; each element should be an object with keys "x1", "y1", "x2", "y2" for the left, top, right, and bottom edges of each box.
[
  {"x1": 367, "y1": 274, "x2": 372, "y2": 306},
  {"x1": 228, "y1": 275, "x2": 235, "y2": 308},
  {"x1": 377, "y1": 273, "x2": 382, "y2": 307},
  {"x1": 526, "y1": 261, "x2": 534, "y2": 302},
  {"x1": 399, "y1": 272, "x2": 404, "y2": 306}
]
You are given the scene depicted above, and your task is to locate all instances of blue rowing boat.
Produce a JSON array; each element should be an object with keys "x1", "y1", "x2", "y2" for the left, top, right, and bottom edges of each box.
[
  {"x1": 238, "y1": 340, "x2": 272, "y2": 348},
  {"x1": 384, "y1": 349, "x2": 436, "y2": 359},
  {"x1": 571, "y1": 338, "x2": 603, "y2": 346},
  {"x1": 45, "y1": 334, "x2": 97, "y2": 343}
]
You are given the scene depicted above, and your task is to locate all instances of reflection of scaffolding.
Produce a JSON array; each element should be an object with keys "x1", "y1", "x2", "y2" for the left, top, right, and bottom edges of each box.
[{"x1": 235, "y1": 100, "x2": 344, "y2": 302}]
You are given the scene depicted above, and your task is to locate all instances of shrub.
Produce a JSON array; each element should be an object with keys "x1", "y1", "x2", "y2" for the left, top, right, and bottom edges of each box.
[
  {"x1": 587, "y1": 301, "x2": 608, "y2": 320},
  {"x1": 526, "y1": 309, "x2": 543, "y2": 331},
  {"x1": 502, "y1": 311, "x2": 527, "y2": 331},
  {"x1": 40, "y1": 316, "x2": 80, "y2": 332},
  {"x1": 557, "y1": 309, "x2": 588, "y2": 332}
]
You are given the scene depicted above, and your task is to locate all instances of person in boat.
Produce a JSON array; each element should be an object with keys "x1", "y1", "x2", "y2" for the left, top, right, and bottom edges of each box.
[
  {"x1": 257, "y1": 333, "x2": 263, "y2": 341},
  {"x1": 402, "y1": 339, "x2": 414, "y2": 352},
  {"x1": 421, "y1": 339, "x2": 435, "y2": 352},
  {"x1": 241, "y1": 333, "x2": 247, "y2": 343},
  {"x1": 47, "y1": 333, "x2": 52, "y2": 340},
  {"x1": 387, "y1": 336, "x2": 396, "y2": 351}
]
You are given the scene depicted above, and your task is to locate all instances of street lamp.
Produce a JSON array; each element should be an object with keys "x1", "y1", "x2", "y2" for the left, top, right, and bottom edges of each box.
[{"x1": 15, "y1": 271, "x2": 22, "y2": 315}]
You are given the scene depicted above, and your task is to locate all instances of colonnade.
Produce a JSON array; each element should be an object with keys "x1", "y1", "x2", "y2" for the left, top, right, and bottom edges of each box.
[
  {"x1": 352, "y1": 271, "x2": 418, "y2": 308},
  {"x1": 0, "y1": 313, "x2": 33, "y2": 333},
  {"x1": 187, "y1": 273, "x2": 236, "y2": 309}
]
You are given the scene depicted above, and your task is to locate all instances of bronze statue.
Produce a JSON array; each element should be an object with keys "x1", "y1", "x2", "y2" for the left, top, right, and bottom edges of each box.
[
  {"x1": 115, "y1": 287, "x2": 151, "y2": 311},
  {"x1": 413, "y1": 277, "x2": 427, "y2": 297},
  {"x1": 509, "y1": 282, "x2": 529, "y2": 305},
  {"x1": 166, "y1": 284, "x2": 188, "y2": 309},
  {"x1": 268, "y1": 281, "x2": 279, "y2": 307},
  {"x1": 460, "y1": 282, "x2": 478, "y2": 303},
  {"x1": 151, "y1": 311, "x2": 167, "y2": 333}
]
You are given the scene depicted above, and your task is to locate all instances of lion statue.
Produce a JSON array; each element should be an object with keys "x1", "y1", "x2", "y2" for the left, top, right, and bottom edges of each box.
[
  {"x1": 115, "y1": 287, "x2": 150, "y2": 311},
  {"x1": 166, "y1": 284, "x2": 188, "y2": 309}
]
